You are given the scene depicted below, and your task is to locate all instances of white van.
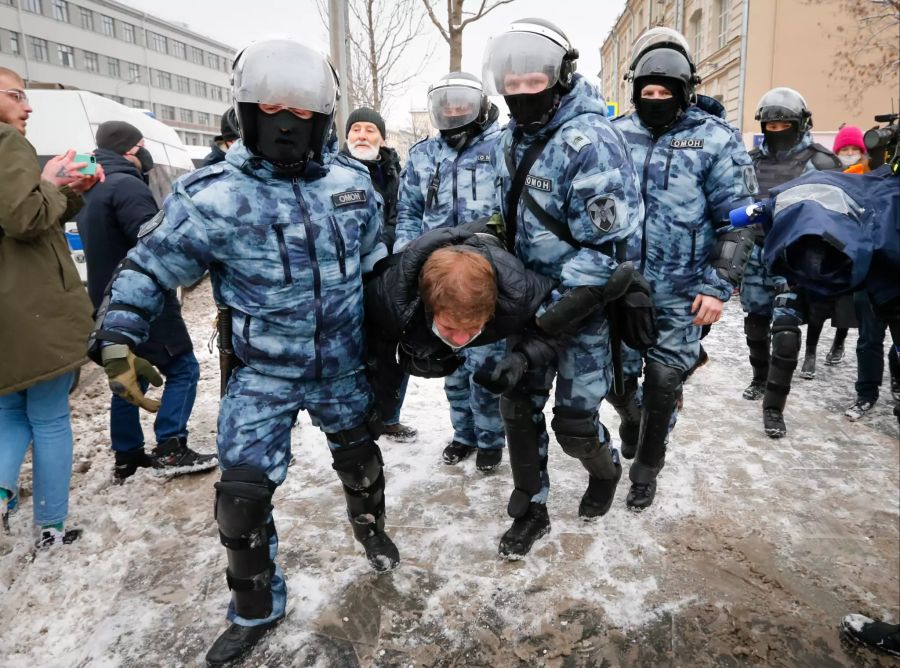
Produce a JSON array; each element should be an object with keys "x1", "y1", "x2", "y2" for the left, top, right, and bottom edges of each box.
[{"x1": 25, "y1": 89, "x2": 194, "y2": 282}]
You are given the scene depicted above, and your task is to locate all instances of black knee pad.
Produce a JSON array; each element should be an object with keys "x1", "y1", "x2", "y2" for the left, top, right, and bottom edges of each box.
[
  {"x1": 331, "y1": 439, "x2": 383, "y2": 492},
  {"x1": 551, "y1": 407, "x2": 618, "y2": 480},
  {"x1": 643, "y1": 361, "x2": 682, "y2": 408},
  {"x1": 606, "y1": 376, "x2": 641, "y2": 427},
  {"x1": 771, "y1": 320, "x2": 801, "y2": 360},
  {"x1": 744, "y1": 314, "x2": 770, "y2": 342},
  {"x1": 214, "y1": 467, "x2": 276, "y2": 620},
  {"x1": 500, "y1": 394, "x2": 544, "y2": 518}
]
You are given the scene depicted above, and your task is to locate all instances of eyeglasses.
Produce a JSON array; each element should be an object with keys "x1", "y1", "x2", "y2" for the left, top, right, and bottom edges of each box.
[{"x1": 0, "y1": 89, "x2": 28, "y2": 104}]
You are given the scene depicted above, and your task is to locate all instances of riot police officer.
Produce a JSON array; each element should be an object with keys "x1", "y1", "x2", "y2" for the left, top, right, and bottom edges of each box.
[
  {"x1": 87, "y1": 40, "x2": 394, "y2": 666},
  {"x1": 740, "y1": 88, "x2": 841, "y2": 403},
  {"x1": 395, "y1": 72, "x2": 507, "y2": 472},
  {"x1": 481, "y1": 18, "x2": 646, "y2": 557},
  {"x1": 609, "y1": 28, "x2": 757, "y2": 509}
]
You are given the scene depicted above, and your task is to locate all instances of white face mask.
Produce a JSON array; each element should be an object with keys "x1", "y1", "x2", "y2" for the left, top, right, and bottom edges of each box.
[
  {"x1": 348, "y1": 142, "x2": 379, "y2": 161},
  {"x1": 838, "y1": 153, "x2": 861, "y2": 167},
  {"x1": 431, "y1": 321, "x2": 483, "y2": 351}
]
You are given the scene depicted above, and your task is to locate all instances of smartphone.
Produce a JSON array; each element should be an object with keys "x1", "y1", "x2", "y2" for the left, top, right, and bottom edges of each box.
[{"x1": 73, "y1": 153, "x2": 97, "y2": 176}]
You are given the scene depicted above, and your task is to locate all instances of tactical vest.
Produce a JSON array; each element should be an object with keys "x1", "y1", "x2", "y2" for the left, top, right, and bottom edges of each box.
[{"x1": 750, "y1": 144, "x2": 839, "y2": 199}]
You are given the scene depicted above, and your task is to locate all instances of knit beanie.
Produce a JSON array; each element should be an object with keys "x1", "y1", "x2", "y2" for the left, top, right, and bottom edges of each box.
[
  {"x1": 833, "y1": 125, "x2": 866, "y2": 154},
  {"x1": 346, "y1": 107, "x2": 386, "y2": 140},
  {"x1": 95, "y1": 120, "x2": 143, "y2": 154}
]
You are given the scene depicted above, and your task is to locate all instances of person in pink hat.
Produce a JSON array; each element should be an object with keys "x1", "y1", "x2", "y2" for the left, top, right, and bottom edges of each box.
[{"x1": 833, "y1": 124, "x2": 869, "y2": 173}]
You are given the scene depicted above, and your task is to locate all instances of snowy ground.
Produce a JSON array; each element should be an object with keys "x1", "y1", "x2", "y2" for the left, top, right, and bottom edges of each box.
[{"x1": 2, "y1": 277, "x2": 898, "y2": 668}]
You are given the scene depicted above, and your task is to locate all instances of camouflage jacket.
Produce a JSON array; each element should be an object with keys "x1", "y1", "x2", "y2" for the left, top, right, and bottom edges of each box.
[
  {"x1": 494, "y1": 74, "x2": 644, "y2": 291},
  {"x1": 394, "y1": 121, "x2": 501, "y2": 250},
  {"x1": 96, "y1": 141, "x2": 386, "y2": 381},
  {"x1": 614, "y1": 105, "x2": 757, "y2": 300}
]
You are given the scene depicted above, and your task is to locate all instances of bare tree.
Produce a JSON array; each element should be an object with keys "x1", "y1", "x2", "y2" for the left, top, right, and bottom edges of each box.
[
  {"x1": 318, "y1": 0, "x2": 431, "y2": 114},
  {"x1": 810, "y1": 0, "x2": 899, "y2": 96},
  {"x1": 419, "y1": 0, "x2": 518, "y2": 71}
]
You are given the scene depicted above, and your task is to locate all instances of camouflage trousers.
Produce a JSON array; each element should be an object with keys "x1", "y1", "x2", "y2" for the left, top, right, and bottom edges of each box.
[
  {"x1": 507, "y1": 314, "x2": 613, "y2": 505},
  {"x1": 444, "y1": 340, "x2": 507, "y2": 451},
  {"x1": 740, "y1": 247, "x2": 778, "y2": 317},
  {"x1": 217, "y1": 365, "x2": 373, "y2": 627}
]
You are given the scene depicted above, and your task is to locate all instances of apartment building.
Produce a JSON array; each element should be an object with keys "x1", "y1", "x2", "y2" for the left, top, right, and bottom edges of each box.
[
  {"x1": 600, "y1": 0, "x2": 897, "y2": 140},
  {"x1": 0, "y1": 0, "x2": 235, "y2": 146}
]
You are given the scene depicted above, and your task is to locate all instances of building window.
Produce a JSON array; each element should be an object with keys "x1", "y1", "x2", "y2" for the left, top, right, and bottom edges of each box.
[
  {"x1": 51, "y1": 0, "x2": 69, "y2": 22},
  {"x1": 159, "y1": 104, "x2": 175, "y2": 121},
  {"x1": 689, "y1": 10, "x2": 703, "y2": 60},
  {"x1": 23, "y1": 0, "x2": 41, "y2": 14},
  {"x1": 100, "y1": 15, "x2": 114, "y2": 37},
  {"x1": 155, "y1": 70, "x2": 172, "y2": 89},
  {"x1": 122, "y1": 22, "x2": 135, "y2": 43},
  {"x1": 717, "y1": 0, "x2": 729, "y2": 49},
  {"x1": 180, "y1": 108, "x2": 194, "y2": 123},
  {"x1": 129, "y1": 99, "x2": 144, "y2": 109},
  {"x1": 197, "y1": 111, "x2": 210, "y2": 127},
  {"x1": 176, "y1": 75, "x2": 190, "y2": 94},
  {"x1": 207, "y1": 53, "x2": 220, "y2": 70},
  {"x1": 194, "y1": 81, "x2": 207, "y2": 98},
  {"x1": 10, "y1": 32, "x2": 20, "y2": 56},
  {"x1": 148, "y1": 31, "x2": 167, "y2": 53},
  {"x1": 211, "y1": 114, "x2": 220, "y2": 129},
  {"x1": 107, "y1": 57, "x2": 120, "y2": 78},
  {"x1": 190, "y1": 46, "x2": 203, "y2": 65},
  {"x1": 83, "y1": 50, "x2": 99, "y2": 72},
  {"x1": 128, "y1": 62, "x2": 140, "y2": 81},
  {"x1": 79, "y1": 7, "x2": 93, "y2": 31},
  {"x1": 172, "y1": 41, "x2": 186, "y2": 60},
  {"x1": 58, "y1": 44, "x2": 75, "y2": 67}
]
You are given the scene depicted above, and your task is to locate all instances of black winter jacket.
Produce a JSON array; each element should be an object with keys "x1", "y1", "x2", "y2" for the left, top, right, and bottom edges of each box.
[
  {"x1": 201, "y1": 142, "x2": 227, "y2": 167},
  {"x1": 76, "y1": 150, "x2": 192, "y2": 366},
  {"x1": 341, "y1": 145, "x2": 401, "y2": 251}
]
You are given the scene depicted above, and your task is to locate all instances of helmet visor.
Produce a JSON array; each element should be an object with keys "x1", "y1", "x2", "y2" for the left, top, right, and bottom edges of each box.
[
  {"x1": 428, "y1": 83, "x2": 483, "y2": 130},
  {"x1": 630, "y1": 27, "x2": 692, "y2": 69},
  {"x1": 755, "y1": 87, "x2": 807, "y2": 120},
  {"x1": 482, "y1": 31, "x2": 565, "y2": 95},
  {"x1": 233, "y1": 40, "x2": 336, "y2": 115}
]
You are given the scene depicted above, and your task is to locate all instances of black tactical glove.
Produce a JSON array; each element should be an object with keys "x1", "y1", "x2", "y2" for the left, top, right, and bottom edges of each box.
[
  {"x1": 398, "y1": 344, "x2": 463, "y2": 378},
  {"x1": 613, "y1": 272, "x2": 659, "y2": 352},
  {"x1": 473, "y1": 352, "x2": 528, "y2": 395}
]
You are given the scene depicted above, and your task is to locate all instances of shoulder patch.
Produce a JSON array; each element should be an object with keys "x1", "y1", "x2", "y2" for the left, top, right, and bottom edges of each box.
[
  {"x1": 179, "y1": 162, "x2": 226, "y2": 190},
  {"x1": 586, "y1": 196, "x2": 617, "y2": 233},
  {"x1": 332, "y1": 190, "x2": 368, "y2": 207},
  {"x1": 742, "y1": 166, "x2": 759, "y2": 195},
  {"x1": 137, "y1": 210, "x2": 165, "y2": 239},
  {"x1": 561, "y1": 127, "x2": 592, "y2": 153}
]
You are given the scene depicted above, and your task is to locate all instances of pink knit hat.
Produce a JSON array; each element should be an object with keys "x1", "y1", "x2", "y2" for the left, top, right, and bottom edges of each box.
[{"x1": 833, "y1": 125, "x2": 866, "y2": 154}]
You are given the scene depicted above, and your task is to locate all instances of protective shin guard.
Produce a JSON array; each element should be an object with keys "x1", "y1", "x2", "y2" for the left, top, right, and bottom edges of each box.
[
  {"x1": 330, "y1": 440, "x2": 387, "y2": 542},
  {"x1": 605, "y1": 376, "x2": 641, "y2": 459},
  {"x1": 214, "y1": 468, "x2": 277, "y2": 620},
  {"x1": 500, "y1": 393, "x2": 545, "y2": 519},
  {"x1": 744, "y1": 314, "x2": 771, "y2": 383},
  {"x1": 631, "y1": 362, "x2": 682, "y2": 485},
  {"x1": 764, "y1": 321, "x2": 801, "y2": 412},
  {"x1": 551, "y1": 407, "x2": 622, "y2": 519}
]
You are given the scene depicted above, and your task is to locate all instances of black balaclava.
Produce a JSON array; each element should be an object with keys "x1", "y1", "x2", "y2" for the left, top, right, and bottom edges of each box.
[
  {"x1": 440, "y1": 103, "x2": 499, "y2": 149},
  {"x1": 254, "y1": 108, "x2": 314, "y2": 172},
  {"x1": 505, "y1": 88, "x2": 560, "y2": 133},
  {"x1": 763, "y1": 123, "x2": 800, "y2": 155},
  {"x1": 634, "y1": 77, "x2": 684, "y2": 136}
]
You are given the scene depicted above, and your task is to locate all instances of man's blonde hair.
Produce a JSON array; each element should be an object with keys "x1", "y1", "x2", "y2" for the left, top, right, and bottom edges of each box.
[{"x1": 420, "y1": 247, "x2": 497, "y2": 328}]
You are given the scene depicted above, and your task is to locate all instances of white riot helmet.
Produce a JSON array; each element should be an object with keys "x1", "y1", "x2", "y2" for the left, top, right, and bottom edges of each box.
[
  {"x1": 231, "y1": 38, "x2": 339, "y2": 170},
  {"x1": 427, "y1": 72, "x2": 489, "y2": 131}
]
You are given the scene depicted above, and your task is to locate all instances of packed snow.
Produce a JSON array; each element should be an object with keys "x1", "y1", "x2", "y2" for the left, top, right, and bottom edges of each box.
[{"x1": 2, "y1": 277, "x2": 898, "y2": 667}]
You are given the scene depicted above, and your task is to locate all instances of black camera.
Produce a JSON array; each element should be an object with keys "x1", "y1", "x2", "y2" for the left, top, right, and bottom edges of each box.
[{"x1": 864, "y1": 113, "x2": 899, "y2": 170}]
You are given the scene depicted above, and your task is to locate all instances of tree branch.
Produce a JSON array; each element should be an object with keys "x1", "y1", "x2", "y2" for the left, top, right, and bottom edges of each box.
[{"x1": 419, "y1": 0, "x2": 451, "y2": 43}]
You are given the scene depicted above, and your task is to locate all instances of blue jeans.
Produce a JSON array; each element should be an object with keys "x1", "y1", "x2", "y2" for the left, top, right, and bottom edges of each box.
[
  {"x1": 854, "y1": 291, "x2": 900, "y2": 402},
  {"x1": 0, "y1": 371, "x2": 76, "y2": 526},
  {"x1": 110, "y1": 350, "x2": 200, "y2": 452},
  {"x1": 384, "y1": 374, "x2": 409, "y2": 425}
]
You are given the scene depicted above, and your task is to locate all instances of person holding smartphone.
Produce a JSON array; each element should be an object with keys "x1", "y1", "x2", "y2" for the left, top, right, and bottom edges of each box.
[{"x1": 0, "y1": 66, "x2": 102, "y2": 548}]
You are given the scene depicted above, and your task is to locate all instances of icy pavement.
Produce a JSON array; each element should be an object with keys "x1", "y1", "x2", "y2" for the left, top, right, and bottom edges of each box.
[{"x1": 2, "y1": 278, "x2": 898, "y2": 667}]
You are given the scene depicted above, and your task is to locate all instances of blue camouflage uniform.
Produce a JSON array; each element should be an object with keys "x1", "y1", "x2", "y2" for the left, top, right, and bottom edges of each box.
[
  {"x1": 394, "y1": 122, "x2": 506, "y2": 453},
  {"x1": 494, "y1": 74, "x2": 643, "y2": 506},
  {"x1": 96, "y1": 141, "x2": 385, "y2": 627},
  {"x1": 613, "y1": 102, "x2": 756, "y2": 375}
]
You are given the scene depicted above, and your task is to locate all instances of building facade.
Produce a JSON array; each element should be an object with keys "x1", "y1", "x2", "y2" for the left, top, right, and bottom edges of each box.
[
  {"x1": 600, "y1": 0, "x2": 898, "y2": 144},
  {"x1": 0, "y1": 0, "x2": 235, "y2": 146}
]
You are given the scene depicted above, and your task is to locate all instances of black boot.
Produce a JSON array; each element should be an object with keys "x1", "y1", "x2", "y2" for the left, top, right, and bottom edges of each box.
[
  {"x1": 743, "y1": 314, "x2": 770, "y2": 400},
  {"x1": 206, "y1": 618, "x2": 283, "y2": 667},
  {"x1": 442, "y1": 441, "x2": 476, "y2": 464},
  {"x1": 152, "y1": 437, "x2": 218, "y2": 476},
  {"x1": 763, "y1": 407, "x2": 787, "y2": 438},
  {"x1": 626, "y1": 480, "x2": 657, "y2": 510},
  {"x1": 840, "y1": 614, "x2": 900, "y2": 658},
  {"x1": 606, "y1": 377, "x2": 641, "y2": 460},
  {"x1": 331, "y1": 439, "x2": 400, "y2": 572},
  {"x1": 799, "y1": 352, "x2": 816, "y2": 379},
  {"x1": 498, "y1": 502, "x2": 550, "y2": 559},
  {"x1": 579, "y1": 454, "x2": 622, "y2": 520},
  {"x1": 475, "y1": 448, "x2": 503, "y2": 472},
  {"x1": 113, "y1": 448, "x2": 155, "y2": 482}
]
